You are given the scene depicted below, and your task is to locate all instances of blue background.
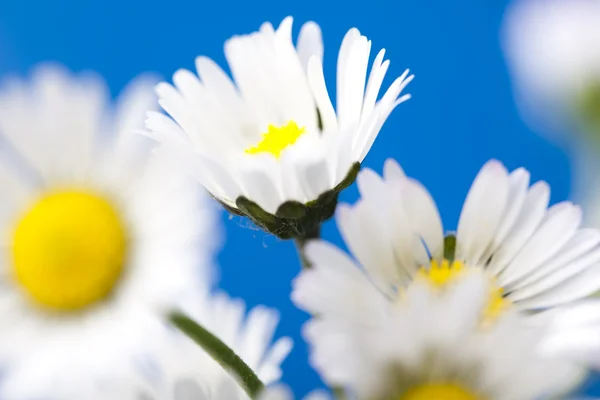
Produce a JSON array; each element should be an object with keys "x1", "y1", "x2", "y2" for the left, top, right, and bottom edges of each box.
[{"x1": 0, "y1": 0, "x2": 595, "y2": 397}]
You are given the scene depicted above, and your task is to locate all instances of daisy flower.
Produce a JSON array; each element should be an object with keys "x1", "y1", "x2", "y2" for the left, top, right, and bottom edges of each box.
[
  {"x1": 502, "y1": 0, "x2": 600, "y2": 136},
  {"x1": 0, "y1": 65, "x2": 217, "y2": 397},
  {"x1": 294, "y1": 158, "x2": 600, "y2": 324},
  {"x1": 146, "y1": 17, "x2": 413, "y2": 239},
  {"x1": 502, "y1": 0, "x2": 600, "y2": 229},
  {"x1": 125, "y1": 289, "x2": 292, "y2": 400},
  {"x1": 298, "y1": 267, "x2": 583, "y2": 399}
]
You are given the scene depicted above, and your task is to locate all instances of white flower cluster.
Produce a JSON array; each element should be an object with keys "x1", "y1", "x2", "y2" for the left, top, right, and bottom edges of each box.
[{"x1": 0, "y1": 6, "x2": 597, "y2": 400}]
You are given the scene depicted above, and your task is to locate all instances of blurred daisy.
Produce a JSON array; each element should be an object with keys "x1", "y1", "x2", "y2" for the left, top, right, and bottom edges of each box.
[
  {"x1": 146, "y1": 17, "x2": 413, "y2": 239},
  {"x1": 0, "y1": 65, "x2": 216, "y2": 397},
  {"x1": 503, "y1": 0, "x2": 600, "y2": 137},
  {"x1": 294, "y1": 159, "x2": 600, "y2": 323},
  {"x1": 131, "y1": 289, "x2": 292, "y2": 400},
  {"x1": 298, "y1": 270, "x2": 582, "y2": 399}
]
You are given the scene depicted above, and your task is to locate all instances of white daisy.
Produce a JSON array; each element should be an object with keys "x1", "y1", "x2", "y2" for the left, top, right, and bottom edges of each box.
[
  {"x1": 0, "y1": 65, "x2": 218, "y2": 397},
  {"x1": 146, "y1": 17, "x2": 413, "y2": 239},
  {"x1": 294, "y1": 158, "x2": 600, "y2": 322},
  {"x1": 127, "y1": 288, "x2": 293, "y2": 400},
  {"x1": 298, "y1": 267, "x2": 583, "y2": 399},
  {"x1": 502, "y1": 0, "x2": 600, "y2": 135}
]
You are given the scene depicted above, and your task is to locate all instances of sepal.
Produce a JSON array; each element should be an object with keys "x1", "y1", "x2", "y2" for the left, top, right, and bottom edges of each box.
[{"x1": 231, "y1": 162, "x2": 360, "y2": 240}]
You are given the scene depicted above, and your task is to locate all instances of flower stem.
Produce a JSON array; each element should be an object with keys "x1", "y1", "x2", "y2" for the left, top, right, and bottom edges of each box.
[
  {"x1": 294, "y1": 225, "x2": 321, "y2": 269},
  {"x1": 333, "y1": 386, "x2": 348, "y2": 399},
  {"x1": 169, "y1": 311, "x2": 265, "y2": 398}
]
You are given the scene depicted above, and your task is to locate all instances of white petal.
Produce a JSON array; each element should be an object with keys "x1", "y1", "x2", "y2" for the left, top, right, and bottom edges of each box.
[
  {"x1": 387, "y1": 181, "x2": 430, "y2": 275},
  {"x1": 355, "y1": 70, "x2": 414, "y2": 161},
  {"x1": 479, "y1": 168, "x2": 530, "y2": 263},
  {"x1": 114, "y1": 75, "x2": 158, "y2": 143},
  {"x1": 0, "y1": 77, "x2": 50, "y2": 175},
  {"x1": 156, "y1": 82, "x2": 201, "y2": 144},
  {"x1": 360, "y1": 49, "x2": 389, "y2": 120},
  {"x1": 455, "y1": 160, "x2": 510, "y2": 265},
  {"x1": 508, "y1": 245, "x2": 600, "y2": 302},
  {"x1": 195, "y1": 154, "x2": 242, "y2": 206},
  {"x1": 356, "y1": 167, "x2": 386, "y2": 200},
  {"x1": 516, "y1": 265, "x2": 600, "y2": 310},
  {"x1": 336, "y1": 200, "x2": 406, "y2": 289},
  {"x1": 488, "y1": 180, "x2": 550, "y2": 275},
  {"x1": 271, "y1": 17, "x2": 319, "y2": 133},
  {"x1": 401, "y1": 178, "x2": 444, "y2": 259},
  {"x1": 297, "y1": 21, "x2": 323, "y2": 70},
  {"x1": 292, "y1": 240, "x2": 387, "y2": 323},
  {"x1": 500, "y1": 202, "x2": 582, "y2": 288},
  {"x1": 237, "y1": 156, "x2": 283, "y2": 214},
  {"x1": 304, "y1": 390, "x2": 332, "y2": 400},
  {"x1": 258, "y1": 337, "x2": 293, "y2": 384},
  {"x1": 336, "y1": 28, "x2": 370, "y2": 132},
  {"x1": 383, "y1": 158, "x2": 406, "y2": 181},
  {"x1": 144, "y1": 111, "x2": 190, "y2": 145},
  {"x1": 258, "y1": 385, "x2": 293, "y2": 400},
  {"x1": 195, "y1": 56, "x2": 245, "y2": 120},
  {"x1": 224, "y1": 32, "x2": 278, "y2": 128},
  {"x1": 288, "y1": 136, "x2": 333, "y2": 201},
  {"x1": 513, "y1": 228, "x2": 600, "y2": 288},
  {"x1": 307, "y1": 57, "x2": 338, "y2": 133}
]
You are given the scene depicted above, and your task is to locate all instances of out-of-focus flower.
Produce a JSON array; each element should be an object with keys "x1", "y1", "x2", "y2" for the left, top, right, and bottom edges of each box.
[
  {"x1": 296, "y1": 270, "x2": 582, "y2": 399},
  {"x1": 146, "y1": 17, "x2": 413, "y2": 240},
  {"x1": 502, "y1": 0, "x2": 600, "y2": 139},
  {"x1": 0, "y1": 65, "x2": 218, "y2": 398},
  {"x1": 294, "y1": 159, "x2": 600, "y2": 323},
  {"x1": 129, "y1": 289, "x2": 292, "y2": 400}
]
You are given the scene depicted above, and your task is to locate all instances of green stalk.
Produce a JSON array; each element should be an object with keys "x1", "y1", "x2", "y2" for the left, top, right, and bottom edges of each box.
[
  {"x1": 294, "y1": 225, "x2": 321, "y2": 269},
  {"x1": 169, "y1": 312, "x2": 265, "y2": 398}
]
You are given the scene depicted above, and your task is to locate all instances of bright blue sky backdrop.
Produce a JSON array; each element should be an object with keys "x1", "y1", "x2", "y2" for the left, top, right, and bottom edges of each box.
[{"x1": 1, "y1": 0, "x2": 592, "y2": 396}]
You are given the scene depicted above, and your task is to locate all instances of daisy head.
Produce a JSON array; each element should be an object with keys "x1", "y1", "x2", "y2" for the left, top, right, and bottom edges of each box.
[
  {"x1": 0, "y1": 65, "x2": 218, "y2": 395},
  {"x1": 294, "y1": 159, "x2": 600, "y2": 325},
  {"x1": 146, "y1": 16, "x2": 413, "y2": 239},
  {"x1": 502, "y1": 0, "x2": 600, "y2": 138},
  {"x1": 298, "y1": 269, "x2": 583, "y2": 399}
]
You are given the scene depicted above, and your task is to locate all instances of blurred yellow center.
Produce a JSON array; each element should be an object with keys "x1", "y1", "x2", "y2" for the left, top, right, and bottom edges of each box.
[
  {"x1": 416, "y1": 260, "x2": 510, "y2": 322},
  {"x1": 400, "y1": 384, "x2": 479, "y2": 400},
  {"x1": 245, "y1": 121, "x2": 306, "y2": 158},
  {"x1": 12, "y1": 190, "x2": 127, "y2": 312}
]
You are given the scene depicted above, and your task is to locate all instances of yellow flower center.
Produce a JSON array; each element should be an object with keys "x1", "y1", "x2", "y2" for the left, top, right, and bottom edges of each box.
[
  {"x1": 245, "y1": 121, "x2": 306, "y2": 158},
  {"x1": 416, "y1": 260, "x2": 510, "y2": 322},
  {"x1": 12, "y1": 190, "x2": 128, "y2": 312},
  {"x1": 400, "y1": 383, "x2": 479, "y2": 400}
]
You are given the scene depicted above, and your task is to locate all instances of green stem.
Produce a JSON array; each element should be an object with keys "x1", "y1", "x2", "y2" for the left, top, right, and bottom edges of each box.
[
  {"x1": 333, "y1": 387, "x2": 348, "y2": 400},
  {"x1": 294, "y1": 225, "x2": 321, "y2": 269},
  {"x1": 443, "y1": 234, "x2": 456, "y2": 261},
  {"x1": 169, "y1": 312, "x2": 264, "y2": 398}
]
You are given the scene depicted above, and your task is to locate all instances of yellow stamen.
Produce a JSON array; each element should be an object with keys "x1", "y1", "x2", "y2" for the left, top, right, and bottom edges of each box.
[
  {"x1": 416, "y1": 260, "x2": 511, "y2": 322},
  {"x1": 245, "y1": 121, "x2": 306, "y2": 158},
  {"x1": 400, "y1": 383, "x2": 479, "y2": 400},
  {"x1": 416, "y1": 259, "x2": 465, "y2": 287},
  {"x1": 12, "y1": 190, "x2": 127, "y2": 312}
]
